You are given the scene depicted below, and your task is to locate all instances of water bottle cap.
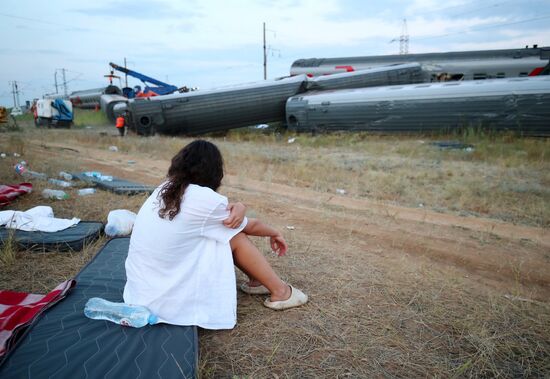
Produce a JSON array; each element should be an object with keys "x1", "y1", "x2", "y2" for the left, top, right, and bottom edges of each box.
[{"x1": 148, "y1": 314, "x2": 158, "y2": 325}]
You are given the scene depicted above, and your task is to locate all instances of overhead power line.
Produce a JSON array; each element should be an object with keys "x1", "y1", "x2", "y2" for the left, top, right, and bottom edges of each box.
[
  {"x1": 415, "y1": 14, "x2": 550, "y2": 41},
  {"x1": 0, "y1": 12, "x2": 80, "y2": 30}
]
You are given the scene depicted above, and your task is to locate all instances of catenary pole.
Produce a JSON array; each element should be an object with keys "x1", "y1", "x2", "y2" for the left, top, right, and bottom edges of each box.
[{"x1": 263, "y1": 22, "x2": 267, "y2": 80}]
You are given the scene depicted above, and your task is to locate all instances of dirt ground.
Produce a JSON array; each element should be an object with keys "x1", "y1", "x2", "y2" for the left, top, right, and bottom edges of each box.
[{"x1": 2, "y1": 132, "x2": 549, "y2": 378}]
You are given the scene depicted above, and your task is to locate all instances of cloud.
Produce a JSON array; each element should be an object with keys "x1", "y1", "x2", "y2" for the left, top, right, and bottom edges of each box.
[
  {"x1": 0, "y1": 48, "x2": 65, "y2": 56},
  {"x1": 72, "y1": 0, "x2": 202, "y2": 20}
]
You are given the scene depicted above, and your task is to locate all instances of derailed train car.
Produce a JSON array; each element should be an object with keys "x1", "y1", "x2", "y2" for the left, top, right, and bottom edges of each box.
[
  {"x1": 70, "y1": 86, "x2": 122, "y2": 109},
  {"x1": 291, "y1": 46, "x2": 550, "y2": 80},
  {"x1": 100, "y1": 94, "x2": 128, "y2": 122},
  {"x1": 285, "y1": 76, "x2": 550, "y2": 136},
  {"x1": 305, "y1": 63, "x2": 425, "y2": 91},
  {"x1": 125, "y1": 75, "x2": 306, "y2": 135},
  {"x1": 124, "y1": 63, "x2": 425, "y2": 135}
]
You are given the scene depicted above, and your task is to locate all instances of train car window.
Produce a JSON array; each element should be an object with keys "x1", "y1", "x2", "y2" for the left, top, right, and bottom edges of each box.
[
  {"x1": 473, "y1": 73, "x2": 487, "y2": 80},
  {"x1": 450, "y1": 74, "x2": 464, "y2": 81},
  {"x1": 496, "y1": 72, "x2": 506, "y2": 78},
  {"x1": 519, "y1": 72, "x2": 528, "y2": 77}
]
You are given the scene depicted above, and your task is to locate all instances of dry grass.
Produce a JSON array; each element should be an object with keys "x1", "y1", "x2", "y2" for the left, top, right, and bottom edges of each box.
[
  {"x1": 198, "y1": 205, "x2": 550, "y2": 378},
  {"x1": 1, "y1": 120, "x2": 549, "y2": 378}
]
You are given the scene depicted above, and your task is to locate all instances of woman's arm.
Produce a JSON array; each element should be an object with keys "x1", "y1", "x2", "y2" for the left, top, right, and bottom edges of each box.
[
  {"x1": 243, "y1": 218, "x2": 288, "y2": 256},
  {"x1": 223, "y1": 202, "x2": 246, "y2": 228}
]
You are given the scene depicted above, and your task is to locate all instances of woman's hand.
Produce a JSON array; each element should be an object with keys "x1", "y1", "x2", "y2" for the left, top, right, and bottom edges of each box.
[
  {"x1": 270, "y1": 234, "x2": 288, "y2": 257},
  {"x1": 224, "y1": 202, "x2": 246, "y2": 228}
]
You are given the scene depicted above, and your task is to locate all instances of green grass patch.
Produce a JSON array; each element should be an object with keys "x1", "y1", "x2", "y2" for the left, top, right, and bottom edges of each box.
[{"x1": 73, "y1": 108, "x2": 110, "y2": 128}]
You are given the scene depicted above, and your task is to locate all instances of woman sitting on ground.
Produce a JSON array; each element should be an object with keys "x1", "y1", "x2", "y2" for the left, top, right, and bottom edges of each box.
[{"x1": 123, "y1": 140, "x2": 307, "y2": 330}]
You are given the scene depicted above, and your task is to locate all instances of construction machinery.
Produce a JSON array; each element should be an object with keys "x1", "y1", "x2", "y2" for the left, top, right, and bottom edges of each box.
[
  {"x1": 109, "y1": 62, "x2": 189, "y2": 98},
  {"x1": 36, "y1": 98, "x2": 73, "y2": 128}
]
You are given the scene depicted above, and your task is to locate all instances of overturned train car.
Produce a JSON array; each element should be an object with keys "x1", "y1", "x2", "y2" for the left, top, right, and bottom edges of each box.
[
  {"x1": 69, "y1": 86, "x2": 122, "y2": 109},
  {"x1": 291, "y1": 46, "x2": 550, "y2": 80},
  {"x1": 285, "y1": 76, "x2": 550, "y2": 136},
  {"x1": 125, "y1": 63, "x2": 425, "y2": 135}
]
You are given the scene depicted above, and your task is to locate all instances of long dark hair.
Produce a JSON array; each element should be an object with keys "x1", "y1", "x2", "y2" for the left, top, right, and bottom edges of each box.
[{"x1": 158, "y1": 140, "x2": 224, "y2": 220}]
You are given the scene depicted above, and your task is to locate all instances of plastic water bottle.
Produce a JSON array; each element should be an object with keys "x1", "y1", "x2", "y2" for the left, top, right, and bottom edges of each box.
[
  {"x1": 59, "y1": 171, "x2": 73, "y2": 181},
  {"x1": 14, "y1": 164, "x2": 48, "y2": 180},
  {"x1": 84, "y1": 171, "x2": 102, "y2": 178},
  {"x1": 42, "y1": 189, "x2": 69, "y2": 200},
  {"x1": 84, "y1": 297, "x2": 158, "y2": 328},
  {"x1": 99, "y1": 175, "x2": 113, "y2": 182},
  {"x1": 48, "y1": 178, "x2": 72, "y2": 187},
  {"x1": 77, "y1": 188, "x2": 96, "y2": 196}
]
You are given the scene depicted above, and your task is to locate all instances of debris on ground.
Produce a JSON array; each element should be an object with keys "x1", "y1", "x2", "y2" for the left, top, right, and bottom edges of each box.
[
  {"x1": 105, "y1": 209, "x2": 137, "y2": 236},
  {"x1": 77, "y1": 188, "x2": 96, "y2": 196},
  {"x1": 14, "y1": 163, "x2": 47, "y2": 180},
  {"x1": 48, "y1": 178, "x2": 72, "y2": 188},
  {"x1": 59, "y1": 171, "x2": 73, "y2": 181},
  {"x1": 41, "y1": 189, "x2": 69, "y2": 200},
  {"x1": 0, "y1": 183, "x2": 32, "y2": 206},
  {"x1": 430, "y1": 141, "x2": 474, "y2": 151}
]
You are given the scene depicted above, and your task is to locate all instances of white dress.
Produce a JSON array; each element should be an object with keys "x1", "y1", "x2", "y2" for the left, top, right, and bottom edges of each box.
[{"x1": 123, "y1": 183, "x2": 247, "y2": 330}]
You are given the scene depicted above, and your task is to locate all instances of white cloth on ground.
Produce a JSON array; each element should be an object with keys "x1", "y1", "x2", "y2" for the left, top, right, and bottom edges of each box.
[
  {"x1": 0, "y1": 206, "x2": 80, "y2": 232},
  {"x1": 123, "y1": 184, "x2": 247, "y2": 330}
]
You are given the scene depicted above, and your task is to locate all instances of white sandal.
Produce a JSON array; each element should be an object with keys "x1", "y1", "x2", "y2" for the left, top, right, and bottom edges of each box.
[
  {"x1": 263, "y1": 285, "x2": 308, "y2": 310},
  {"x1": 240, "y1": 282, "x2": 270, "y2": 295}
]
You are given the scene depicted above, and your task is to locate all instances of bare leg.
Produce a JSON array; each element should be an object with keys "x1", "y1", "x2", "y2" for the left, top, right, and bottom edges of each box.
[{"x1": 230, "y1": 233, "x2": 290, "y2": 301}]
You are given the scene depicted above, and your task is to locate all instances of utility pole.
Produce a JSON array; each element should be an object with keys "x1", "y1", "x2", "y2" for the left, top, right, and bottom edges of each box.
[
  {"x1": 15, "y1": 82, "x2": 20, "y2": 108},
  {"x1": 399, "y1": 19, "x2": 409, "y2": 55},
  {"x1": 54, "y1": 71, "x2": 59, "y2": 94},
  {"x1": 62, "y1": 68, "x2": 68, "y2": 96},
  {"x1": 263, "y1": 22, "x2": 267, "y2": 80},
  {"x1": 124, "y1": 57, "x2": 128, "y2": 88},
  {"x1": 11, "y1": 81, "x2": 17, "y2": 108}
]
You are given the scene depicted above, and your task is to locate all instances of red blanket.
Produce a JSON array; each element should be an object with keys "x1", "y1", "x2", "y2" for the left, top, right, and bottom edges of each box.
[
  {"x1": 0, "y1": 183, "x2": 32, "y2": 207},
  {"x1": 0, "y1": 279, "x2": 75, "y2": 360}
]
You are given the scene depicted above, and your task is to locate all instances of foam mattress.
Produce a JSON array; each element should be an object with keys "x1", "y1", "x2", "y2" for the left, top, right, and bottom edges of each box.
[{"x1": 0, "y1": 237, "x2": 199, "y2": 378}]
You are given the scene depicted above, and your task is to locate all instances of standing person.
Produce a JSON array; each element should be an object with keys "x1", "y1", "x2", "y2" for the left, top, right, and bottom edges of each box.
[
  {"x1": 123, "y1": 140, "x2": 307, "y2": 330},
  {"x1": 115, "y1": 113, "x2": 125, "y2": 136}
]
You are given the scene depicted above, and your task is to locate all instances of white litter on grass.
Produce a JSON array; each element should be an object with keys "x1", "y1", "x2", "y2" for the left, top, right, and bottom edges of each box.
[
  {"x1": 0, "y1": 153, "x2": 5, "y2": 158},
  {"x1": 286, "y1": 226, "x2": 295, "y2": 230},
  {"x1": 418, "y1": 203, "x2": 424, "y2": 208},
  {"x1": 109, "y1": 146, "x2": 118, "y2": 152},
  {"x1": 288, "y1": 137, "x2": 296, "y2": 144},
  {"x1": 336, "y1": 188, "x2": 346, "y2": 195},
  {"x1": 465, "y1": 147, "x2": 474, "y2": 152},
  {"x1": 13, "y1": 153, "x2": 20, "y2": 157}
]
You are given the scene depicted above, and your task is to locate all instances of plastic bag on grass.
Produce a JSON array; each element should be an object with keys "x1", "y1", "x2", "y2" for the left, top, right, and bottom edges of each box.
[{"x1": 105, "y1": 209, "x2": 137, "y2": 237}]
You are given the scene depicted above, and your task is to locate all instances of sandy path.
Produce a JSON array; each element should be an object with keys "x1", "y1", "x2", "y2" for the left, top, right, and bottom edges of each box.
[{"x1": 32, "y1": 141, "x2": 550, "y2": 299}]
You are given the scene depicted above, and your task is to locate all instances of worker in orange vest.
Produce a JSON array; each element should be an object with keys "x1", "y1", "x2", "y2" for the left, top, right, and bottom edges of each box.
[{"x1": 115, "y1": 113, "x2": 125, "y2": 137}]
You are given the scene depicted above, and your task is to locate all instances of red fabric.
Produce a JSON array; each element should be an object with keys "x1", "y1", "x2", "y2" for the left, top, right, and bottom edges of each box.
[
  {"x1": 0, "y1": 183, "x2": 32, "y2": 207},
  {"x1": 0, "y1": 279, "x2": 76, "y2": 359}
]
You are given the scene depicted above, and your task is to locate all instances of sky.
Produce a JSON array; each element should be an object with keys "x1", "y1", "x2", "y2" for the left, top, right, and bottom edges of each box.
[{"x1": 1, "y1": 0, "x2": 549, "y2": 107}]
